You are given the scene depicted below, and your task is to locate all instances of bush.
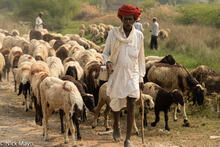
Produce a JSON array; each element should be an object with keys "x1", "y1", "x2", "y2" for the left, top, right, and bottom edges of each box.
[
  {"x1": 140, "y1": 0, "x2": 158, "y2": 9},
  {"x1": 13, "y1": 0, "x2": 80, "y2": 30},
  {"x1": 175, "y1": 4, "x2": 220, "y2": 28}
]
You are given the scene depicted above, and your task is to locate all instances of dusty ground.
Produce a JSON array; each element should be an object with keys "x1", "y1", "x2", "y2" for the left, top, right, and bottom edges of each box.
[{"x1": 0, "y1": 75, "x2": 220, "y2": 147}]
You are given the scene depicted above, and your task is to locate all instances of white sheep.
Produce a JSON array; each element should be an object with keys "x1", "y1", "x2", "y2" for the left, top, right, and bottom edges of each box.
[
  {"x1": 40, "y1": 77, "x2": 83, "y2": 146},
  {"x1": 46, "y1": 56, "x2": 64, "y2": 78},
  {"x1": 0, "y1": 53, "x2": 6, "y2": 81},
  {"x1": 64, "y1": 61, "x2": 83, "y2": 80}
]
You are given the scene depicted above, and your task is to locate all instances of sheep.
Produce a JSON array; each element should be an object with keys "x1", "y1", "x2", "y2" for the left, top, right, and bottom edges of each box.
[
  {"x1": 66, "y1": 34, "x2": 90, "y2": 49},
  {"x1": 46, "y1": 56, "x2": 64, "y2": 78},
  {"x1": 33, "y1": 44, "x2": 48, "y2": 61},
  {"x1": 0, "y1": 53, "x2": 5, "y2": 81},
  {"x1": 145, "y1": 63, "x2": 205, "y2": 124},
  {"x1": 15, "y1": 61, "x2": 34, "y2": 111},
  {"x1": 79, "y1": 29, "x2": 85, "y2": 38},
  {"x1": 74, "y1": 50, "x2": 97, "y2": 69},
  {"x1": 83, "y1": 39, "x2": 102, "y2": 52},
  {"x1": 11, "y1": 29, "x2": 20, "y2": 36},
  {"x1": 145, "y1": 56, "x2": 163, "y2": 63},
  {"x1": 9, "y1": 46, "x2": 23, "y2": 91},
  {"x1": 92, "y1": 82, "x2": 154, "y2": 133},
  {"x1": 29, "y1": 30, "x2": 43, "y2": 40},
  {"x1": 64, "y1": 61, "x2": 83, "y2": 81},
  {"x1": 158, "y1": 29, "x2": 168, "y2": 40},
  {"x1": 79, "y1": 24, "x2": 86, "y2": 30},
  {"x1": 191, "y1": 65, "x2": 219, "y2": 84},
  {"x1": 53, "y1": 39, "x2": 65, "y2": 51},
  {"x1": 0, "y1": 47, "x2": 10, "y2": 81},
  {"x1": 92, "y1": 32, "x2": 105, "y2": 44},
  {"x1": 40, "y1": 77, "x2": 83, "y2": 146},
  {"x1": 29, "y1": 61, "x2": 50, "y2": 125},
  {"x1": 18, "y1": 54, "x2": 36, "y2": 68},
  {"x1": 143, "y1": 82, "x2": 184, "y2": 131},
  {"x1": 56, "y1": 45, "x2": 70, "y2": 62},
  {"x1": 84, "y1": 60, "x2": 101, "y2": 106},
  {"x1": 205, "y1": 76, "x2": 220, "y2": 94},
  {"x1": 61, "y1": 75, "x2": 95, "y2": 138},
  {"x1": 42, "y1": 33, "x2": 61, "y2": 42}
]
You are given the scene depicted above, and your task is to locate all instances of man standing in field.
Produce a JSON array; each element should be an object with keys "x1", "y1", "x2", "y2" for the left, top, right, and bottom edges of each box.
[
  {"x1": 150, "y1": 17, "x2": 159, "y2": 49},
  {"x1": 35, "y1": 12, "x2": 44, "y2": 32},
  {"x1": 102, "y1": 4, "x2": 145, "y2": 147},
  {"x1": 134, "y1": 18, "x2": 144, "y2": 32}
]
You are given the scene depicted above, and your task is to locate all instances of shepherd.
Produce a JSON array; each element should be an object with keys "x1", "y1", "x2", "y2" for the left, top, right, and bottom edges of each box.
[
  {"x1": 102, "y1": 4, "x2": 145, "y2": 147},
  {"x1": 35, "y1": 12, "x2": 44, "y2": 32}
]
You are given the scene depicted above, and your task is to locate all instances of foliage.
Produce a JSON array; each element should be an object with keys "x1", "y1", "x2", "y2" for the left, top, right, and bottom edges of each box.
[
  {"x1": 175, "y1": 4, "x2": 220, "y2": 28},
  {"x1": 13, "y1": 0, "x2": 80, "y2": 30},
  {"x1": 140, "y1": 0, "x2": 159, "y2": 8}
]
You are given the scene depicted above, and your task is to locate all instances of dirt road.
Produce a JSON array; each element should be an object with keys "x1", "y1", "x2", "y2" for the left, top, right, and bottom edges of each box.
[{"x1": 0, "y1": 79, "x2": 220, "y2": 147}]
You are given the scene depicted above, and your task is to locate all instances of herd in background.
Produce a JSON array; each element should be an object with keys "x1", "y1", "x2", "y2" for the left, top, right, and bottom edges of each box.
[{"x1": 0, "y1": 25, "x2": 219, "y2": 146}]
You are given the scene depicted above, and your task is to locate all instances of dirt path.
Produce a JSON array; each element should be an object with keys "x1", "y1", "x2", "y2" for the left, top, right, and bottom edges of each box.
[{"x1": 0, "y1": 78, "x2": 220, "y2": 147}]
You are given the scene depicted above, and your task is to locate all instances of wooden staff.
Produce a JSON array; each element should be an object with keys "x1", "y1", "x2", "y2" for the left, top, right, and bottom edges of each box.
[{"x1": 140, "y1": 90, "x2": 145, "y2": 144}]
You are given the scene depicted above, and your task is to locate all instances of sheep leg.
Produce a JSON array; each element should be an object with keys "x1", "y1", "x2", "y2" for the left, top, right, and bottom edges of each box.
[
  {"x1": 164, "y1": 110, "x2": 170, "y2": 131},
  {"x1": 72, "y1": 113, "x2": 81, "y2": 140},
  {"x1": 173, "y1": 106, "x2": 178, "y2": 121},
  {"x1": 42, "y1": 104, "x2": 49, "y2": 141},
  {"x1": 104, "y1": 105, "x2": 111, "y2": 131},
  {"x1": 151, "y1": 110, "x2": 160, "y2": 127},
  {"x1": 64, "y1": 113, "x2": 70, "y2": 144},
  {"x1": 182, "y1": 104, "x2": 189, "y2": 124},
  {"x1": 24, "y1": 94, "x2": 28, "y2": 112},
  {"x1": 29, "y1": 89, "x2": 33, "y2": 110},
  {"x1": 69, "y1": 114, "x2": 77, "y2": 147},
  {"x1": 144, "y1": 110, "x2": 147, "y2": 127},
  {"x1": 92, "y1": 97, "x2": 105, "y2": 129},
  {"x1": 59, "y1": 109, "x2": 65, "y2": 134},
  {"x1": 82, "y1": 105, "x2": 87, "y2": 122},
  {"x1": 133, "y1": 117, "x2": 139, "y2": 136},
  {"x1": 0, "y1": 73, "x2": 2, "y2": 82},
  {"x1": 14, "y1": 79, "x2": 17, "y2": 93}
]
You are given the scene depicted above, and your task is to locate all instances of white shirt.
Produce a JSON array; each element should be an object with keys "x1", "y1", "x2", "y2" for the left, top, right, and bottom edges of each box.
[
  {"x1": 151, "y1": 21, "x2": 159, "y2": 36},
  {"x1": 35, "y1": 16, "x2": 43, "y2": 31},
  {"x1": 102, "y1": 26, "x2": 145, "y2": 111},
  {"x1": 134, "y1": 22, "x2": 144, "y2": 32}
]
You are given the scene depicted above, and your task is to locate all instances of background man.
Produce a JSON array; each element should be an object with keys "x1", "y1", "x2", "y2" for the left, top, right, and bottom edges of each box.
[
  {"x1": 150, "y1": 17, "x2": 159, "y2": 49},
  {"x1": 35, "y1": 12, "x2": 44, "y2": 32},
  {"x1": 102, "y1": 4, "x2": 145, "y2": 147},
  {"x1": 134, "y1": 18, "x2": 144, "y2": 32}
]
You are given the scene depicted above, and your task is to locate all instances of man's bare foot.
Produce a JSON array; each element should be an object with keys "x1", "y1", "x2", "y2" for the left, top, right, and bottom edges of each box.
[
  {"x1": 113, "y1": 127, "x2": 121, "y2": 142},
  {"x1": 124, "y1": 140, "x2": 134, "y2": 147}
]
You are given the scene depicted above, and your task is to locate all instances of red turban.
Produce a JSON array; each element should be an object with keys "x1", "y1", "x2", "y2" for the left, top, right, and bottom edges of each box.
[{"x1": 117, "y1": 4, "x2": 142, "y2": 20}]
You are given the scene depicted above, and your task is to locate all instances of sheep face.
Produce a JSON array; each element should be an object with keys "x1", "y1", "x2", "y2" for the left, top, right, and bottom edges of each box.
[
  {"x1": 192, "y1": 84, "x2": 204, "y2": 105},
  {"x1": 172, "y1": 90, "x2": 184, "y2": 106},
  {"x1": 35, "y1": 55, "x2": 43, "y2": 61},
  {"x1": 82, "y1": 93, "x2": 95, "y2": 112},
  {"x1": 144, "y1": 99, "x2": 154, "y2": 110},
  {"x1": 66, "y1": 66, "x2": 78, "y2": 80}
]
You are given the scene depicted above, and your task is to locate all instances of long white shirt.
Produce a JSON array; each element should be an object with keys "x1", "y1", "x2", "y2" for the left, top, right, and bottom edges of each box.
[
  {"x1": 102, "y1": 26, "x2": 145, "y2": 111},
  {"x1": 35, "y1": 16, "x2": 43, "y2": 31},
  {"x1": 151, "y1": 21, "x2": 159, "y2": 36},
  {"x1": 134, "y1": 22, "x2": 144, "y2": 32}
]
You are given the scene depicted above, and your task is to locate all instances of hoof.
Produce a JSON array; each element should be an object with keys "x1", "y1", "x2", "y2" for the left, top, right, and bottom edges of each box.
[
  {"x1": 77, "y1": 136, "x2": 82, "y2": 140},
  {"x1": 44, "y1": 137, "x2": 48, "y2": 141},
  {"x1": 151, "y1": 122, "x2": 156, "y2": 127},
  {"x1": 174, "y1": 119, "x2": 177, "y2": 122},
  {"x1": 29, "y1": 106, "x2": 33, "y2": 109},
  {"x1": 92, "y1": 125, "x2": 96, "y2": 129},
  {"x1": 177, "y1": 108, "x2": 181, "y2": 113},
  {"x1": 144, "y1": 122, "x2": 148, "y2": 127},
  {"x1": 64, "y1": 140, "x2": 69, "y2": 144},
  {"x1": 165, "y1": 126, "x2": 170, "y2": 131},
  {"x1": 106, "y1": 128, "x2": 110, "y2": 131},
  {"x1": 36, "y1": 121, "x2": 42, "y2": 126},
  {"x1": 25, "y1": 108, "x2": 28, "y2": 112},
  {"x1": 124, "y1": 140, "x2": 134, "y2": 147},
  {"x1": 22, "y1": 102, "x2": 25, "y2": 105},
  {"x1": 135, "y1": 131, "x2": 140, "y2": 136}
]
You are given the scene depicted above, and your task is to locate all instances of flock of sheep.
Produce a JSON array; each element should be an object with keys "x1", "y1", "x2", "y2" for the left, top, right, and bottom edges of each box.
[{"x1": 0, "y1": 24, "x2": 219, "y2": 146}]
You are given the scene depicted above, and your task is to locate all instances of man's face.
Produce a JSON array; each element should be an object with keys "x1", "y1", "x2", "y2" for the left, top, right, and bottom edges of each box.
[{"x1": 121, "y1": 15, "x2": 136, "y2": 30}]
